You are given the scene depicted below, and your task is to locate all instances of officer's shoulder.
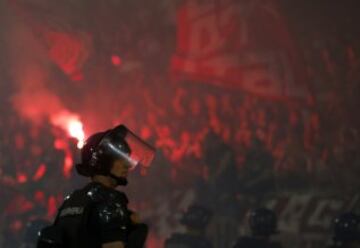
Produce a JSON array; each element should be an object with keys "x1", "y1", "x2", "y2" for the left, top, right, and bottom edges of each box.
[
  {"x1": 85, "y1": 183, "x2": 128, "y2": 205},
  {"x1": 63, "y1": 191, "x2": 74, "y2": 201},
  {"x1": 85, "y1": 183, "x2": 129, "y2": 223},
  {"x1": 62, "y1": 189, "x2": 81, "y2": 204}
]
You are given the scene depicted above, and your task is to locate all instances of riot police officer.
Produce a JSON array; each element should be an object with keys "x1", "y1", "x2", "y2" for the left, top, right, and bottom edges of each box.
[
  {"x1": 165, "y1": 204, "x2": 213, "y2": 248},
  {"x1": 327, "y1": 212, "x2": 360, "y2": 248},
  {"x1": 37, "y1": 124, "x2": 155, "y2": 248},
  {"x1": 233, "y1": 208, "x2": 282, "y2": 248}
]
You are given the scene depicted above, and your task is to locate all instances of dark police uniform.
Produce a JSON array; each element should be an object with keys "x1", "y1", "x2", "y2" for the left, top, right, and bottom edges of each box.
[
  {"x1": 325, "y1": 212, "x2": 360, "y2": 248},
  {"x1": 165, "y1": 233, "x2": 213, "y2": 248},
  {"x1": 38, "y1": 182, "x2": 147, "y2": 248},
  {"x1": 233, "y1": 236, "x2": 282, "y2": 248}
]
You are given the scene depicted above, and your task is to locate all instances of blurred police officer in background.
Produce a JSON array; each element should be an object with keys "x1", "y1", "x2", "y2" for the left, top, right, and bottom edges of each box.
[
  {"x1": 233, "y1": 208, "x2": 282, "y2": 248},
  {"x1": 165, "y1": 204, "x2": 213, "y2": 248},
  {"x1": 327, "y1": 212, "x2": 360, "y2": 248}
]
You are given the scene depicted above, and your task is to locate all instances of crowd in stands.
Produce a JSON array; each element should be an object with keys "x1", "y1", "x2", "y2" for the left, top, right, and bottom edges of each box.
[{"x1": 0, "y1": 0, "x2": 359, "y2": 247}]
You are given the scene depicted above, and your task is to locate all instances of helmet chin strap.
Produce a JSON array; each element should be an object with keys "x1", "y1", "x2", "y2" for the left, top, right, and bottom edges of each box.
[{"x1": 109, "y1": 173, "x2": 128, "y2": 186}]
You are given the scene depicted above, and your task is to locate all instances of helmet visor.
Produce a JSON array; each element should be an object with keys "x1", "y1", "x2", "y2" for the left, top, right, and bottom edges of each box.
[{"x1": 100, "y1": 125, "x2": 156, "y2": 170}]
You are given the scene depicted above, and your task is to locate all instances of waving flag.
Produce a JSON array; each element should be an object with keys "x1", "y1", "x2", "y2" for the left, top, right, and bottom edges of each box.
[{"x1": 171, "y1": 0, "x2": 307, "y2": 99}]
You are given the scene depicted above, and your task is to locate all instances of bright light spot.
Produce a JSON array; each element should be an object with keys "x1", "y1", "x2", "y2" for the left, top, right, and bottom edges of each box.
[
  {"x1": 17, "y1": 173, "x2": 28, "y2": 184},
  {"x1": 54, "y1": 139, "x2": 66, "y2": 150},
  {"x1": 111, "y1": 55, "x2": 122, "y2": 66},
  {"x1": 68, "y1": 120, "x2": 85, "y2": 148},
  {"x1": 51, "y1": 111, "x2": 85, "y2": 149}
]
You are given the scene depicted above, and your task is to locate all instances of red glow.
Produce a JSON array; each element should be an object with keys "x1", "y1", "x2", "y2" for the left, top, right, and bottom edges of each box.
[
  {"x1": 141, "y1": 126, "x2": 152, "y2": 139},
  {"x1": 111, "y1": 55, "x2": 122, "y2": 66},
  {"x1": 63, "y1": 154, "x2": 73, "y2": 178},
  {"x1": 34, "y1": 191, "x2": 46, "y2": 204},
  {"x1": 70, "y1": 71, "x2": 84, "y2": 81},
  {"x1": 47, "y1": 196, "x2": 57, "y2": 218},
  {"x1": 54, "y1": 139, "x2": 66, "y2": 150},
  {"x1": 54, "y1": 138, "x2": 75, "y2": 178},
  {"x1": 16, "y1": 173, "x2": 27, "y2": 184},
  {"x1": 10, "y1": 220, "x2": 23, "y2": 232},
  {"x1": 14, "y1": 133, "x2": 25, "y2": 150},
  {"x1": 33, "y1": 164, "x2": 47, "y2": 181}
]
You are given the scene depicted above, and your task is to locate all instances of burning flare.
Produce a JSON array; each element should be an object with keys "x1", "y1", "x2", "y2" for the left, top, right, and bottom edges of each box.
[
  {"x1": 51, "y1": 111, "x2": 85, "y2": 149},
  {"x1": 68, "y1": 119, "x2": 85, "y2": 148}
]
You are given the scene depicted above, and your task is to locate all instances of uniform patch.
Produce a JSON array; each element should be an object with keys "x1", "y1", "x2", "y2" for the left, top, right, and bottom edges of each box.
[{"x1": 60, "y1": 207, "x2": 84, "y2": 217}]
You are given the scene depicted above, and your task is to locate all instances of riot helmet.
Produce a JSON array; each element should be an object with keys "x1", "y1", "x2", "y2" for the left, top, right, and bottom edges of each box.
[
  {"x1": 76, "y1": 124, "x2": 155, "y2": 185},
  {"x1": 180, "y1": 205, "x2": 212, "y2": 230},
  {"x1": 333, "y1": 212, "x2": 360, "y2": 242}
]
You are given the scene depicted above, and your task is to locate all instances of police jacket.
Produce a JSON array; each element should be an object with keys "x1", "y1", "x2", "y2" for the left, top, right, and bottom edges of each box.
[{"x1": 38, "y1": 182, "x2": 147, "y2": 248}]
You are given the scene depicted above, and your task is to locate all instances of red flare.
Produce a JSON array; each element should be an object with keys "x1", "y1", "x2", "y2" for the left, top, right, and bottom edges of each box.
[
  {"x1": 51, "y1": 112, "x2": 85, "y2": 149},
  {"x1": 68, "y1": 119, "x2": 85, "y2": 148}
]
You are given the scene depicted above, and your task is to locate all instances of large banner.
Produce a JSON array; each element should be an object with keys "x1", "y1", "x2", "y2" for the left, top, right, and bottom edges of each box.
[
  {"x1": 9, "y1": 0, "x2": 93, "y2": 81},
  {"x1": 171, "y1": 0, "x2": 307, "y2": 99}
]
